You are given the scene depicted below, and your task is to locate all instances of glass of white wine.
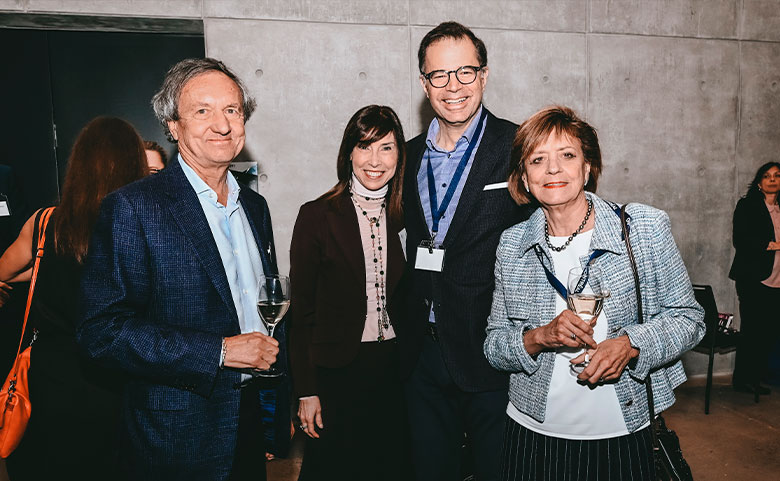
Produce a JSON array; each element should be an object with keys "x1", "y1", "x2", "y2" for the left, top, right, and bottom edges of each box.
[
  {"x1": 566, "y1": 266, "x2": 610, "y2": 376},
  {"x1": 255, "y1": 274, "x2": 290, "y2": 378}
]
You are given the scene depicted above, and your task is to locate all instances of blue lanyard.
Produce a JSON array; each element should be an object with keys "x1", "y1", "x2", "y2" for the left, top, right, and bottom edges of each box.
[
  {"x1": 534, "y1": 203, "x2": 629, "y2": 300},
  {"x1": 426, "y1": 109, "x2": 488, "y2": 235},
  {"x1": 535, "y1": 247, "x2": 607, "y2": 300}
]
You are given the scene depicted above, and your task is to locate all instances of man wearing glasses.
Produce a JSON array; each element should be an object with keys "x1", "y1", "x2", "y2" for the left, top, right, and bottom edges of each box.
[{"x1": 400, "y1": 21, "x2": 528, "y2": 481}]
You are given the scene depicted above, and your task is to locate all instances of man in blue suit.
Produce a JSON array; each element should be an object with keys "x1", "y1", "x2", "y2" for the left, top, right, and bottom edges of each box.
[{"x1": 77, "y1": 58, "x2": 280, "y2": 480}]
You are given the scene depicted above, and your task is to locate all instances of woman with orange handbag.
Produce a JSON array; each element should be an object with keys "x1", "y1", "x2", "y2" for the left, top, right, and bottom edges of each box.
[{"x1": 0, "y1": 117, "x2": 148, "y2": 480}]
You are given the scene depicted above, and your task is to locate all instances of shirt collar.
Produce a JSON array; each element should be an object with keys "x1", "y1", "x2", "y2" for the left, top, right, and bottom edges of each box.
[
  {"x1": 425, "y1": 105, "x2": 484, "y2": 153},
  {"x1": 178, "y1": 154, "x2": 241, "y2": 202}
]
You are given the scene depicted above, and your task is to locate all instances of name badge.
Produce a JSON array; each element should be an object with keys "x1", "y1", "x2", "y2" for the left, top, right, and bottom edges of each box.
[{"x1": 415, "y1": 243, "x2": 445, "y2": 272}]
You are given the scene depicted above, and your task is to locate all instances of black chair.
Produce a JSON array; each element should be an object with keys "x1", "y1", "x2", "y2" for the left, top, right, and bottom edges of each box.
[{"x1": 691, "y1": 284, "x2": 747, "y2": 413}]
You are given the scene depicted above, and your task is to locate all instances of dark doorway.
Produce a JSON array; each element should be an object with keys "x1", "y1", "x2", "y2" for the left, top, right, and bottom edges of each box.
[{"x1": 0, "y1": 24, "x2": 204, "y2": 244}]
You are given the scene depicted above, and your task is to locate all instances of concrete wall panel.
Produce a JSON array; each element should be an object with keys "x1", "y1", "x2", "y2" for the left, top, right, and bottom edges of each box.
[
  {"x1": 738, "y1": 41, "x2": 780, "y2": 195},
  {"x1": 0, "y1": 0, "x2": 25, "y2": 10},
  {"x1": 205, "y1": 18, "x2": 410, "y2": 274},
  {"x1": 203, "y1": 0, "x2": 407, "y2": 25},
  {"x1": 590, "y1": 0, "x2": 738, "y2": 38},
  {"x1": 588, "y1": 34, "x2": 739, "y2": 359},
  {"x1": 741, "y1": 0, "x2": 780, "y2": 41},
  {"x1": 410, "y1": 0, "x2": 587, "y2": 33},
  {"x1": 22, "y1": 0, "x2": 202, "y2": 17},
  {"x1": 408, "y1": 26, "x2": 587, "y2": 135}
]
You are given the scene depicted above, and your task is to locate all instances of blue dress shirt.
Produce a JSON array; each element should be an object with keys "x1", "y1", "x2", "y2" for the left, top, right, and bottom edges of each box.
[
  {"x1": 179, "y1": 156, "x2": 266, "y2": 336},
  {"x1": 417, "y1": 106, "x2": 486, "y2": 323}
]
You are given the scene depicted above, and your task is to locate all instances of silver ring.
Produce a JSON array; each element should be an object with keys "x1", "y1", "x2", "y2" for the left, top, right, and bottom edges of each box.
[
  {"x1": 300, "y1": 424, "x2": 307, "y2": 430},
  {"x1": 570, "y1": 333, "x2": 576, "y2": 340}
]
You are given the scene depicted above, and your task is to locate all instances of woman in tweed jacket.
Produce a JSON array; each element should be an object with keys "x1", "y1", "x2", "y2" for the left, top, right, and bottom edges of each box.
[{"x1": 483, "y1": 106, "x2": 704, "y2": 481}]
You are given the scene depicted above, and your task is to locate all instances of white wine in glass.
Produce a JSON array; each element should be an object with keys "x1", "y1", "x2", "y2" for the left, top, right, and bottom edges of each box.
[
  {"x1": 566, "y1": 266, "x2": 610, "y2": 376},
  {"x1": 255, "y1": 275, "x2": 290, "y2": 378}
]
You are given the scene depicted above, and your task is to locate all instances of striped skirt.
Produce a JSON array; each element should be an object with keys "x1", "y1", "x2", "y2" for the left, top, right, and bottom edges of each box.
[{"x1": 500, "y1": 417, "x2": 655, "y2": 481}]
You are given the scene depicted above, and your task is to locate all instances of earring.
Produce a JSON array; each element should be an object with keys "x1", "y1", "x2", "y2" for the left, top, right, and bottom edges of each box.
[
  {"x1": 584, "y1": 174, "x2": 589, "y2": 187},
  {"x1": 523, "y1": 180, "x2": 529, "y2": 191}
]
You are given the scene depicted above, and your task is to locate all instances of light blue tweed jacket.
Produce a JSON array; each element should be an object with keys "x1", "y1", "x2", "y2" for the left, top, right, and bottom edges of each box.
[{"x1": 484, "y1": 193, "x2": 705, "y2": 433}]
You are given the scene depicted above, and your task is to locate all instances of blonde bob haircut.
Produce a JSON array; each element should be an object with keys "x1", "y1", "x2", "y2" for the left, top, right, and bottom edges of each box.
[{"x1": 508, "y1": 106, "x2": 602, "y2": 205}]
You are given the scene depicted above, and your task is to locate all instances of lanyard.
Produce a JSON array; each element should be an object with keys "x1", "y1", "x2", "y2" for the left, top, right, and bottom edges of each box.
[
  {"x1": 426, "y1": 108, "x2": 488, "y2": 236},
  {"x1": 535, "y1": 246, "x2": 607, "y2": 301},
  {"x1": 534, "y1": 202, "x2": 629, "y2": 300}
]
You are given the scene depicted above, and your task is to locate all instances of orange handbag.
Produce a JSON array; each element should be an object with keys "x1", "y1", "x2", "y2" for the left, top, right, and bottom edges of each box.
[{"x1": 0, "y1": 207, "x2": 53, "y2": 458}]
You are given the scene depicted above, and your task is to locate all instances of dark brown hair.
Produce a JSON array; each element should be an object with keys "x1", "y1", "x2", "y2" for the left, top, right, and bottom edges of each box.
[
  {"x1": 322, "y1": 105, "x2": 406, "y2": 225},
  {"x1": 746, "y1": 162, "x2": 780, "y2": 204},
  {"x1": 418, "y1": 21, "x2": 488, "y2": 73},
  {"x1": 55, "y1": 117, "x2": 148, "y2": 262},
  {"x1": 143, "y1": 140, "x2": 168, "y2": 166},
  {"x1": 508, "y1": 106, "x2": 602, "y2": 205}
]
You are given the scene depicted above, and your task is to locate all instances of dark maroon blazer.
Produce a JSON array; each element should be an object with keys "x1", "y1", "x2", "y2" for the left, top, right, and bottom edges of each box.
[{"x1": 289, "y1": 192, "x2": 406, "y2": 399}]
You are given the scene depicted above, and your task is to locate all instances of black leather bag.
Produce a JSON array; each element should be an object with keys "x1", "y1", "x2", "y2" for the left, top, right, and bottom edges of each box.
[{"x1": 620, "y1": 205, "x2": 694, "y2": 481}]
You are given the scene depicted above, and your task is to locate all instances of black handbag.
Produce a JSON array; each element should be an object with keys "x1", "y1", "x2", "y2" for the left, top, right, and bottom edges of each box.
[{"x1": 620, "y1": 205, "x2": 694, "y2": 481}]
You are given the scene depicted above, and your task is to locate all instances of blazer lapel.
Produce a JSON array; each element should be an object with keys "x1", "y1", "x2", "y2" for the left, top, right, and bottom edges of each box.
[
  {"x1": 161, "y1": 160, "x2": 238, "y2": 323},
  {"x1": 239, "y1": 189, "x2": 277, "y2": 276},
  {"x1": 406, "y1": 137, "x2": 431, "y2": 239},
  {"x1": 386, "y1": 215, "x2": 405, "y2": 295},
  {"x1": 442, "y1": 110, "x2": 503, "y2": 248},
  {"x1": 327, "y1": 194, "x2": 366, "y2": 286}
]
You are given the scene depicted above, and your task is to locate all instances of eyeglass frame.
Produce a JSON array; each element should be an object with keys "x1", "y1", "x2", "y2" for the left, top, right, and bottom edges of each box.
[{"x1": 420, "y1": 65, "x2": 485, "y2": 88}]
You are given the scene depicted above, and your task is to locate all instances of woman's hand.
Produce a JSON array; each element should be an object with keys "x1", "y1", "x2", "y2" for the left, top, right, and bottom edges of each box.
[
  {"x1": 297, "y1": 396, "x2": 324, "y2": 439},
  {"x1": 572, "y1": 335, "x2": 639, "y2": 385},
  {"x1": 524, "y1": 310, "x2": 597, "y2": 356},
  {"x1": 768, "y1": 241, "x2": 780, "y2": 251},
  {"x1": 0, "y1": 281, "x2": 10, "y2": 307}
]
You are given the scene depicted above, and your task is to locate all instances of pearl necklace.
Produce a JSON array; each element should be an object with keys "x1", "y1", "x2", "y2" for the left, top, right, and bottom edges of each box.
[
  {"x1": 545, "y1": 197, "x2": 593, "y2": 252},
  {"x1": 350, "y1": 193, "x2": 391, "y2": 341}
]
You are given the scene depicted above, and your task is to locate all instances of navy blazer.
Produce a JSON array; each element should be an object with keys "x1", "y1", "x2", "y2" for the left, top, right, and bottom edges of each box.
[
  {"x1": 729, "y1": 195, "x2": 776, "y2": 282},
  {"x1": 400, "y1": 108, "x2": 529, "y2": 392},
  {"x1": 77, "y1": 159, "x2": 278, "y2": 480}
]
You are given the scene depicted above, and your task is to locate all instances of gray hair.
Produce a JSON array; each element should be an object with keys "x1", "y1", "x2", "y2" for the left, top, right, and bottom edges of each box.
[{"x1": 151, "y1": 58, "x2": 257, "y2": 142}]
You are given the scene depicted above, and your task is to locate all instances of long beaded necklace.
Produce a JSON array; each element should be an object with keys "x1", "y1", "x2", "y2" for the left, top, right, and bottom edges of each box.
[
  {"x1": 350, "y1": 193, "x2": 391, "y2": 341},
  {"x1": 545, "y1": 197, "x2": 593, "y2": 252}
]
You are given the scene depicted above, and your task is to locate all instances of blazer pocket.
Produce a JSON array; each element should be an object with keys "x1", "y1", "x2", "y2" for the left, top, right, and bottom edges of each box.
[{"x1": 129, "y1": 385, "x2": 194, "y2": 411}]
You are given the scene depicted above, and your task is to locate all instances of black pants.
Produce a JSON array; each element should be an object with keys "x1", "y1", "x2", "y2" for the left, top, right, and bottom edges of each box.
[
  {"x1": 500, "y1": 418, "x2": 655, "y2": 481},
  {"x1": 405, "y1": 334, "x2": 507, "y2": 481},
  {"x1": 733, "y1": 280, "x2": 780, "y2": 387},
  {"x1": 230, "y1": 382, "x2": 267, "y2": 481},
  {"x1": 298, "y1": 340, "x2": 411, "y2": 481}
]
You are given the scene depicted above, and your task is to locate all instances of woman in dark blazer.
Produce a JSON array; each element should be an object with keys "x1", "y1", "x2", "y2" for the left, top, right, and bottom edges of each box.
[
  {"x1": 290, "y1": 105, "x2": 410, "y2": 481},
  {"x1": 729, "y1": 161, "x2": 780, "y2": 395}
]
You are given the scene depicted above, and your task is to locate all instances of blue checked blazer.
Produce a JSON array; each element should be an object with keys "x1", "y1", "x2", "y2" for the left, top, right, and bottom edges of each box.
[
  {"x1": 76, "y1": 159, "x2": 279, "y2": 480},
  {"x1": 484, "y1": 193, "x2": 705, "y2": 433}
]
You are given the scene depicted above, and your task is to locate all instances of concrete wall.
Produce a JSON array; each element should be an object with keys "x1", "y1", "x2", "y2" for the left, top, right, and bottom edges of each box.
[{"x1": 3, "y1": 0, "x2": 780, "y2": 378}]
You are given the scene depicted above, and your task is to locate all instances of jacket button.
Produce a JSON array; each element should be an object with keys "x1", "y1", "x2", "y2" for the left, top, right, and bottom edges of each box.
[{"x1": 625, "y1": 400, "x2": 633, "y2": 407}]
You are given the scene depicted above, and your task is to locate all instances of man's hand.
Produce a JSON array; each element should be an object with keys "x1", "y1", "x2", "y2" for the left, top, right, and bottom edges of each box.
[{"x1": 223, "y1": 332, "x2": 279, "y2": 370}]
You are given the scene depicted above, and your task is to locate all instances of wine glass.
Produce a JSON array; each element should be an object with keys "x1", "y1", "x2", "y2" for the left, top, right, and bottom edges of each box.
[
  {"x1": 254, "y1": 274, "x2": 290, "y2": 378},
  {"x1": 565, "y1": 266, "x2": 610, "y2": 376}
]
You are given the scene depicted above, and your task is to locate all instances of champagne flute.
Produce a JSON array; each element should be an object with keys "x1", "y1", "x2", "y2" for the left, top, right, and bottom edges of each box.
[
  {"x1": 254, "y1": 274, "x2": 290, "y2": 378},
  {"x1": 566, "y1": 266, "x2": 610, "y2": 376}
]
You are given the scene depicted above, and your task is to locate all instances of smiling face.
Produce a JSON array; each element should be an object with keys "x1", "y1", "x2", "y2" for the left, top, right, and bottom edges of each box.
[
  {"x1": 167, "y1": 71, "x2": 246, "y2": 171},
  {"x1": 351, "y1": 132, "x2": 399, "y2": 191},
  {"x1": 760, "y1": 166, "x2": 780, "y2": 198},
  {"x1": 522, "y1": 131, "x2": 590, "y2": 209},
  {"x1": 420, "y1": 37, "x2": 488, "y2": 131}
]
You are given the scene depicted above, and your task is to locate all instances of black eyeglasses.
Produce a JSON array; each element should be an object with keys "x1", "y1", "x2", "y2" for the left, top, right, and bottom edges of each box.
[{"x1": 421, "y1": 65, "x2": 484, "y2": 88}]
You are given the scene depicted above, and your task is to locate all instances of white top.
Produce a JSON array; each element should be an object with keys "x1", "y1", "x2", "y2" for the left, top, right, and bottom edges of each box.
[{"x1": 507, "y1": 230, "x2": 631, "y2": 440}]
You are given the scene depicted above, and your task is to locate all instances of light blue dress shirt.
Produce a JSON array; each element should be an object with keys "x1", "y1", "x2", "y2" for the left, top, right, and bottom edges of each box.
[
  {"x1": 417, "y1": 106, "x2": 487, "y2": 323},
  {"x1": 179, "y1": 156, "x2": 266, "y2": 336}
]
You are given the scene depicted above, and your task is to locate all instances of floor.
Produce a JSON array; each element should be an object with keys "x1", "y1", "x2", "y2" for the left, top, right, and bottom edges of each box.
[{"x1": 2, "y1": 375, "x2": 777, "y2": 480}]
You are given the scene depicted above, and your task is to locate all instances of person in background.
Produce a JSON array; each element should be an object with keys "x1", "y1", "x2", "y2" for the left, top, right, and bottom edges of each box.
[
  {"x1": 729, "y1": 161, "x2": 780, "y2": 396},
  {"x1": 76, "y1": 58, "x2": 280, "y2": 481},
  {"x1": 143, "y1": 140, "x2": 168, "y2": 174},
  {"x1": 290, "y1": 105, "x2": 411, "y2": 481},
  {"x1": 0, "y1": 116, "x2": 148, "y2": 480},
  {"x1": 401, "y1": 21, "x2": 528, "y2": 481},
  {"x1": 484, "y1": 106, "x2": 705, "y2": 480}
]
